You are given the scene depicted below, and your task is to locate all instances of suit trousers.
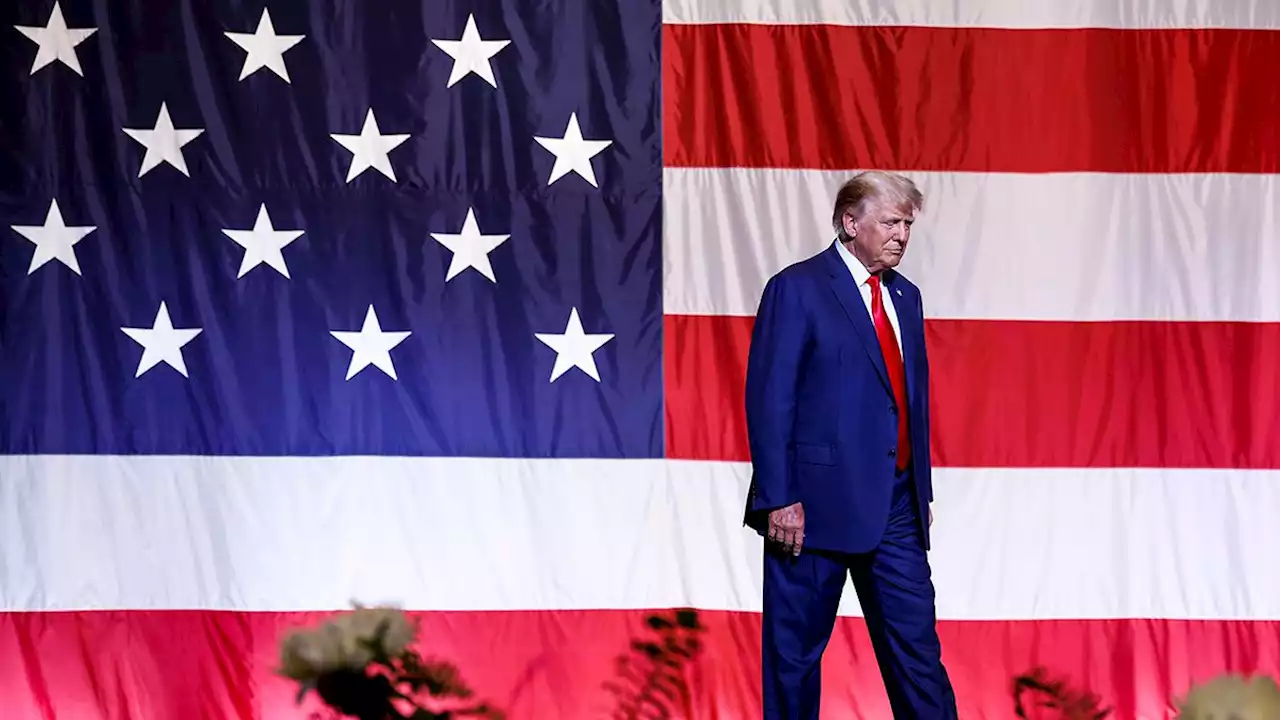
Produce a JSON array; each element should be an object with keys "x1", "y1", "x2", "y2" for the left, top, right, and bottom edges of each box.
[{"x1": 761, "y1": 468, "x2": 957, "y2": 719}]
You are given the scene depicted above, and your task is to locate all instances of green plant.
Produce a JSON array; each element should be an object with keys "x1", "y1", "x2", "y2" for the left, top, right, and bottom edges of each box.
[
  {"x1": 1012, "y1": 666, "x2": 1111, "y2": 719},
  {"x1": 603, "y1": 608, "x2": 706, "y2": 720}
]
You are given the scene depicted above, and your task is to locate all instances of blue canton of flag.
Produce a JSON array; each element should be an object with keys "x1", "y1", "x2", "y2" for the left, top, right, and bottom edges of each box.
[{"x1": 1, "y1": 0, "x2": 664, "y2": 459}]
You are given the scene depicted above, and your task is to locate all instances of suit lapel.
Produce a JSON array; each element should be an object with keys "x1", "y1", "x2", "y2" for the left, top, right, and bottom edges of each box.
[
  {"x1": 886, "y1": 273, "x2": 922, "y2": 402},
  {"x1": 822, "y1": 245, "x2": 891, "y2": 392}
]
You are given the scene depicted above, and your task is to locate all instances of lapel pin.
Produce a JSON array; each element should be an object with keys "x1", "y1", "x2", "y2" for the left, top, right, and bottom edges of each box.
[{"x1": 896, "y1": 288, "x2": 902, "y2": 296}]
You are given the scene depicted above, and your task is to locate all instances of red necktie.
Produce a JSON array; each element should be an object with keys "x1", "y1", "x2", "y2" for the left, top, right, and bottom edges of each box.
[{"x1": 868, "y1": 274, "x2": 910, "y2": 472}]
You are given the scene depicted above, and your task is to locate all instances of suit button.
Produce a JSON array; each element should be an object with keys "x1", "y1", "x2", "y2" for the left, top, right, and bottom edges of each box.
[
  {"x1": 889, "y1": 405, "x2": 897, "y2": 413},
  {"x1": 888, "y1": 449, "x2": 896, "y2": 458}
]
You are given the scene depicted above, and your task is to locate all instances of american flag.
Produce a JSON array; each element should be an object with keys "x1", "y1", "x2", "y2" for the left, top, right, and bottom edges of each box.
[{"x1": 3, "y1": 0, "x2": 1279, "y2": 718}]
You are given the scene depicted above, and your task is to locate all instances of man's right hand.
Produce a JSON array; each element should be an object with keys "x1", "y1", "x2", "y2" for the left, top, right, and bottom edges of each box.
[{"x1": 767, "y1": 502, "x2": 805, "y2": 556}]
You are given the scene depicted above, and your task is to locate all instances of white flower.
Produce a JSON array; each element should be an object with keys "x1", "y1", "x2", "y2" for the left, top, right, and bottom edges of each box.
[
  {"x1": 278, "y1": 605, "x2": 417, "y2": 684},
  {"x1": 1177, "y1": 674, "x2": 1280, "y2": 720}
]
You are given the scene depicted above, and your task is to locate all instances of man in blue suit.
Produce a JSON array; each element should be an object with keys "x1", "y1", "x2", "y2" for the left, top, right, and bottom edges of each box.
[{"x1": 743, "y1": 171, "x2": 957, "y2": 718}]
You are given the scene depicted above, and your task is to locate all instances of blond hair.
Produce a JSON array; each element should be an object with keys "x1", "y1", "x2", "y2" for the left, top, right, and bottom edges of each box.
[{"x1": 831, "y1": 171, "x2": 924, "y2": 235}]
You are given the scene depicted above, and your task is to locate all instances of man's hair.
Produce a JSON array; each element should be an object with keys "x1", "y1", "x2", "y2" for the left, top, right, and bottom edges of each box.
[{"x1": 831, "y1": 171, "x2": 924, "y2": 234}]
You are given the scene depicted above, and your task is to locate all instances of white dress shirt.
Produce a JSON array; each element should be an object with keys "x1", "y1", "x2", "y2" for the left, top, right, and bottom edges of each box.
[{"x1": 834, "y1": 239, "x2": 904, "y2": 357}]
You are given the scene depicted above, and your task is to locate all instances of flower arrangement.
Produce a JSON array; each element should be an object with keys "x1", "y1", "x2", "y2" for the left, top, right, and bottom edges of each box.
[
  {"x1": 277, "y1": 604, "x2": 503, "y2": 720},
  {"x1": 1012, "y1": 666, "x2": 1280, "y2": 720},
  {"x1": 278, "y1": 605, "x2": 705, "y2": 720},
  {"x1": 1174, "y1": 673, "x2": 1280, "y2": 720}
]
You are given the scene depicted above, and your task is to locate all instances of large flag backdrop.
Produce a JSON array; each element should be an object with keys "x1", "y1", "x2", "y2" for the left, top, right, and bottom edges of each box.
[{"x1": 3, "y1": 0, "x2": 1279, "y2": 717}]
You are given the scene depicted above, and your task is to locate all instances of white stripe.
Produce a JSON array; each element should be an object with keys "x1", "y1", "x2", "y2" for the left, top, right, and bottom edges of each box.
[
  {"x1": 662, "y1": 0, "x2": 1280, "y2": 30},
  {"x1": 663, "y1": 168, "x2": 1280, "y2": 321},
  {"x1": 2, "y1": 456, "x2": 1276, "y2": 621}
]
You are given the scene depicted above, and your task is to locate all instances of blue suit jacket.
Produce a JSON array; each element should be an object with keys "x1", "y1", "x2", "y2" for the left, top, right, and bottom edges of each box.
[{"x1": 742, "y1": 242, "x2": 934, "y2": 555}]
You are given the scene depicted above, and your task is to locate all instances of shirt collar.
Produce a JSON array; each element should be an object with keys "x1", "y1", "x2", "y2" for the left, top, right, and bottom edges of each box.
[{"x1": 834, "y1": 237, "x2": 873, "y2": 286}]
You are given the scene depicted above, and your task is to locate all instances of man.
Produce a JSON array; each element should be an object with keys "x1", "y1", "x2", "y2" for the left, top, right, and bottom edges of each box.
[{"x1": 742, "y1": 171, "x2": 957, "y2": 718}]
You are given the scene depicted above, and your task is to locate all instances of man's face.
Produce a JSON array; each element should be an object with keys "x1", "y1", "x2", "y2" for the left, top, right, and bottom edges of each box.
[{"x1": 843, "y1": 199, "x2": 915, "y2": 273}]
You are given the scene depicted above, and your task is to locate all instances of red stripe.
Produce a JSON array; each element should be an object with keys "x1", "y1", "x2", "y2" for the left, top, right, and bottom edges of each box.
[
  {"x1": 664, "y1": 314, "x2": 1280, "y2": 467},
  {"x1": 661, "y1": 24, "x2": 1280, "y2": 172},
  {"x1": 1, "y1": 609, "x2": 1274, "y2": 719}
]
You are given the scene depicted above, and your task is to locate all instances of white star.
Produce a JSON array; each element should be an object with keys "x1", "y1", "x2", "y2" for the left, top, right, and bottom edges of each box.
[
  {"x1": 430, "y1": 14, "x2": 510, "y2": 88},
  {"x1": 429, "y1": 208, "x2": 509, "y2": 283},
  {"x1": 534, "y1": 307, "x2": 614, "y2": 383},
  {"x1": 330, "y1": 109, "x2": 411, "y2": 183},
  {"x1": 533, "y1": 113, "x2": 612, "y2": 188},
  {"x1": 121, "y1": 302, "x2": 203, "y2": 378},
  {"x1": 225, "y1": 8, "x2": 304, "y2": 82},
  {"x1": 122, "y1": 103, "x2": 205, "y2": 177},
  {"x1": 10, "y1": 199, "x2": 96, "y2": 275},
  {"x1": 330, "y1": 305, "x2": 412, "y2": 380},
  {"x1": 14, "y1": 2, "x2": 96, "y2": 77},
  {"x1": 220, "y1": 203, "x2": 304, "y2": 279}
]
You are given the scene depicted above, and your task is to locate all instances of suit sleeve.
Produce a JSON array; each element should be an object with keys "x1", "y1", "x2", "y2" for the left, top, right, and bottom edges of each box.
[
  {"x1": 744, "y1": 273, "x2": 808, "y2": 513},
  {"x1": 916, "y1": 289, "x2": 933, "y2": 503}
]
